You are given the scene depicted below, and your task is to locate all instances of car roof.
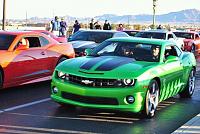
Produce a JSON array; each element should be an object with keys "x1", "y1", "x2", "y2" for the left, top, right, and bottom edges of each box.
[
  {"x1": 173, "y1": 31, "x2": 198, "y2": 34},
  {"x1": 78, "y1": 29, "x2": 124, "y2": 33},
  {"x1": 141, "y1": 29, "x2": 171, "y2": 34},
  {"x1": 0, "y1": 30, "x2": 43, "y2": 35},
  {"x1": 107, "y1": 37, "x2": 172, "y2": 46}
]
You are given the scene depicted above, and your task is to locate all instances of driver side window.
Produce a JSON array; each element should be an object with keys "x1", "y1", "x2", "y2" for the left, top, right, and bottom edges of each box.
[{"x1": 164, "y1": 45, "x2": 178, "y2": 60}]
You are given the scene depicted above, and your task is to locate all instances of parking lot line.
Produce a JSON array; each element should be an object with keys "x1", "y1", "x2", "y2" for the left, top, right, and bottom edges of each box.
[
  {"x1": 0, "y1": 125, "x2": 99, "y2": 134},
  {"x1": 0, "y1": 98, "x2": 51, "y2": 113}
]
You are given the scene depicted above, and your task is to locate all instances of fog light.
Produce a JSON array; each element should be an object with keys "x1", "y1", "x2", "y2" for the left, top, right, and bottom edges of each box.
[
  {"x1": 52, "y1": 87, "x2": 58, "y2": 94},
  {"x1": 126, "y1": 95, "x2": 135, "y2": 104}
]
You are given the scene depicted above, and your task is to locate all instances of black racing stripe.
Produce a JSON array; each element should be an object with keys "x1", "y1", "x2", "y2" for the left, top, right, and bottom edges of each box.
[
  {"x1": 95, "y1": 57, "x2": 134, "y2": 71},
  {"x1": 80, "y1": 57, "x2": 104, "y2": 70}
]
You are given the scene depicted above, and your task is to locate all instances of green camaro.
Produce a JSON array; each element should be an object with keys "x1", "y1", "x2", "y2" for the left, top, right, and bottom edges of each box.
[{"x1": 51, "y1": 37, "x2": 196, "y2": 118}]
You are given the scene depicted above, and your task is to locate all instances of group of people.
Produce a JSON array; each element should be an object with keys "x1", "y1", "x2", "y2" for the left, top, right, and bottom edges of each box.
[
  {"x1": 50, "y1": 16, "x2": 126, "y2": 37},
  {"x1": 50, "y1": 16, "x2": 81, "y2": 36},
  {"x1": 89, "y1": 19, "x2": 125, "y2": 31},
  {"x1": 50, "y1": 16, "x2": 68, "y2": 36},
  {"x1": 89, "y1": 19, "x2": 112, "y2": 30}
]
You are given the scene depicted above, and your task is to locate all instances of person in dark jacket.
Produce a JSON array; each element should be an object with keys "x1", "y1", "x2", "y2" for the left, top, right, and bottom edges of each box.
[
  {"x1": 94, "y1": 21, "x2": 102, "y2": 30},
  {"x1": 103, "y1": 20, "x2": 111, "y2": 30},
  {"x1": 89, "y1": 18, "x2": 94, "y2": 29},
  {"x1": 59, "y1": 18, "x2": 67, "y2": 36},
  {"x1": 73, "y1": 20, "x2": 81, "y2": 34}
]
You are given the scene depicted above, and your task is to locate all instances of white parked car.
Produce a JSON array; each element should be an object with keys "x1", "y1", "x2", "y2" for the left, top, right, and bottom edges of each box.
[{"x1": 135, "y1": 30, "x2": 184, "y2": 50}]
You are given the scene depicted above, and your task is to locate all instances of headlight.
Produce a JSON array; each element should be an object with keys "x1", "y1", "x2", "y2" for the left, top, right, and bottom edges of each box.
[
  {"x1": 57, "y1": 71, "x2": 69, "y2": 80},
  {"x1": 122, "y1": 79, "x2": 135, "y2": 86}
]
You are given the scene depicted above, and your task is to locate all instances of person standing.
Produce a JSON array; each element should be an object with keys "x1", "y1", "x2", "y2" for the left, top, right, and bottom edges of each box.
[
  {"x1": 89, "y1": 18, "x2": 94, "y2": 29},
  {"x1": 157, "y1": 25, "x2": 162, "y2": 29},
  {"x1": 73, "y1": 20, "x2": 81, "y2": 34},
  {"x1": 94, "y1": 21, "x2": 102, "y2": 30},
  {"x1": 116, "y1": 24, "x2": 124, "y2": 31},
  {"x1": 51, "y1": 16, "x2": 60, "y2": 36},
  {"x1": 103, "y1": 20, "x2": 111, "y2": 30},
  {"x1": 59, "y1": 18, "x2": 67, "y2": 36}
]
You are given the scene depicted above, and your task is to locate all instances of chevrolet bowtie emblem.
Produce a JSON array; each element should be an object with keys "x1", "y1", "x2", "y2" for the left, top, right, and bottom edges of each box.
[{"x1": 82, "y1": 80, "x2": 93, "y2": 85}]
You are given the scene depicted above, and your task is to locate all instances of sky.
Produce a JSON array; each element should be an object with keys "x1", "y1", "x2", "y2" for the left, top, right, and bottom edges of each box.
[{"x1": 0, "y1": 0, "x2": 200, "y2": 19}]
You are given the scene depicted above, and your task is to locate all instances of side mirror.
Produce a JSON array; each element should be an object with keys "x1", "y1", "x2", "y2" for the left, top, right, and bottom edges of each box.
[
  {"x1": 165, "y1": 55, "x2": 178, "y2": 63},
  {"x1": 85, "y1": 48, "x2": 92, "y2": 56},
  {"x1": 15, "y1": 43, "x2": 29, "y2": 50}
]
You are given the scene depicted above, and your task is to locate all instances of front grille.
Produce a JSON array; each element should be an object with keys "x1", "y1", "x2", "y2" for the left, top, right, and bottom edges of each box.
[
  {"x1": 68, "y1": 74, "x2": 119, "y2": 87},
  {"x1": 62, "y1": 92, "x2": 119, "y2": 105}
]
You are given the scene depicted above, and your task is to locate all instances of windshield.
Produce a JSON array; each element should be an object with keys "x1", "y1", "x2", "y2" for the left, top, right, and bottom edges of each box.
[
  {"x1": 135, "y1": 32, "x2": 166, "y2": 40},
  {"x1": 91, "y1": 41, "x2": 161, "y2": 62},
  {"x1": 173, "y1": 32, "x2": 194, "y2": 39},
  {"x1": 68, "y1": 31, "x2": 113, "y2": 43},
  {"x1": 0, "y1": 34, "x2": 16, "y2": 50}
]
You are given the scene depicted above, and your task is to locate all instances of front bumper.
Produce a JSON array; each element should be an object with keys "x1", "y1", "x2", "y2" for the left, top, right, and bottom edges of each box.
[{"x1": 51, "y1": 78, "x2": 147, "y2": 113}]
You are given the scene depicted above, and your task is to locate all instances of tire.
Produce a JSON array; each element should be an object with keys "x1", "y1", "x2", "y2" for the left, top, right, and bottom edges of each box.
[
  {"x1": 0, "y1": 71, "x2": 3, "y2": 89},
  {"x1": 143, "y1": 80, "x2": 159, "y2": 118},
  {"x1": 57, "y1": 57, "x2": 68, "y2": 66},
  {"x1": 179, "y1": 69, "x2": 195, "y2": 98}
]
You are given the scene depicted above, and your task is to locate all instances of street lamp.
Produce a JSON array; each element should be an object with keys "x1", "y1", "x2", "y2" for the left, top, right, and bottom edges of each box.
[
  {"x1": 2, "y1": 0, "x2": 6, "y2": 30},
  {"x1": 153, "y1": 0, "x2": 157, "y2": 29}
]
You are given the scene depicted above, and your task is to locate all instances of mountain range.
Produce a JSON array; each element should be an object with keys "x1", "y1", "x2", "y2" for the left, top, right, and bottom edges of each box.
[
  {"x1": 93, "y1": 9, "x2": 200, "y2": 24},
  {"x1": 8, "y1": 9, "x2": 200, "y2": 24}
]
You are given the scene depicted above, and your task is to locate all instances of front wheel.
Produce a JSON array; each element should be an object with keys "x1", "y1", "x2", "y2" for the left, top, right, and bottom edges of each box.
[
  {"x1": 143, "y1": 80, "x2": 159, "y2": 118},
  {"x1": 179, "y1": 69, "x2": 195, "y2": 98},
  {"x1": 56, "y1": 57, "x2": 68, "y2": 66}
]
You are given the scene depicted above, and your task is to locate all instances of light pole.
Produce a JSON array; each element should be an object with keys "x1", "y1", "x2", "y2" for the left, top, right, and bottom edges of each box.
[
  {"x1": 2, "y1": 0, "x2": 6, "y2": 30},
  {"x1": 153, "y1": 0, "x2": 157, "y2": 29}
]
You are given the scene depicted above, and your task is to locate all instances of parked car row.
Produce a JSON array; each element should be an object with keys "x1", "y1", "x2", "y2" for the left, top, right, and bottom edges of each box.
[{"x1": 0, "y1": 29, "x2": 197, "y2": 118}]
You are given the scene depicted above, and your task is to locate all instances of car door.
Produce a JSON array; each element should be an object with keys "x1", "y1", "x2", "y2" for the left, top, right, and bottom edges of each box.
[
  {"x1": 38, "y1": 35, "x2": 59, "y2": 75},
  {"x1": 16, "y1": 36, "x2": 50, "y2": 80},
  {"x1": 160, "y1": 45, "x2": 184, "y2": 100}
]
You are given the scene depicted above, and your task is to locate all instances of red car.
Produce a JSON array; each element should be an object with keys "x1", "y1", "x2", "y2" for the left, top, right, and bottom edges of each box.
[
  {"x1": 31, "y1": 30, "x2": 67, "y2": 43},
  {"x1": 0, "y1": 31, "x2": 75, "y2": 89},
  {"x1": 173, "y1": 31, "x2": 200, "y2": 55}
]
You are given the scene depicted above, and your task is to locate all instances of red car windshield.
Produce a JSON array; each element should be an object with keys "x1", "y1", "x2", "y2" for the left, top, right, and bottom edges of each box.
[{"x1": 0, "y1": 34, "x2": 16, "y2": 50}]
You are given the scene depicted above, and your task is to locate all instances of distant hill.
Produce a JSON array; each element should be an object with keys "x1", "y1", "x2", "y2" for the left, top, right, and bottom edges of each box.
[
  {"x1": 7, "y1": 9, "x2": 200, "y2": 24},
  {"x1": 92, "y1": 9, "x2": 200, "y2": 23}
]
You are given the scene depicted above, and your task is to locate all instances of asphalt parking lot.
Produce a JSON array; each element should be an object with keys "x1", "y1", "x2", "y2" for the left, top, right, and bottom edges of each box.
[{"x1": 0, "y1": 61, "x2": 199, "y2": 134}]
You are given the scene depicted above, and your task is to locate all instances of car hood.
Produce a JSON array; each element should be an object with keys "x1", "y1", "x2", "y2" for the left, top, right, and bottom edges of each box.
[
  {"x1": 69, "y1": 41, "x2": 98, "y2": 49},
  {"x1": 56, "y1": 56, "x2": 157, "y2": 78}
]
